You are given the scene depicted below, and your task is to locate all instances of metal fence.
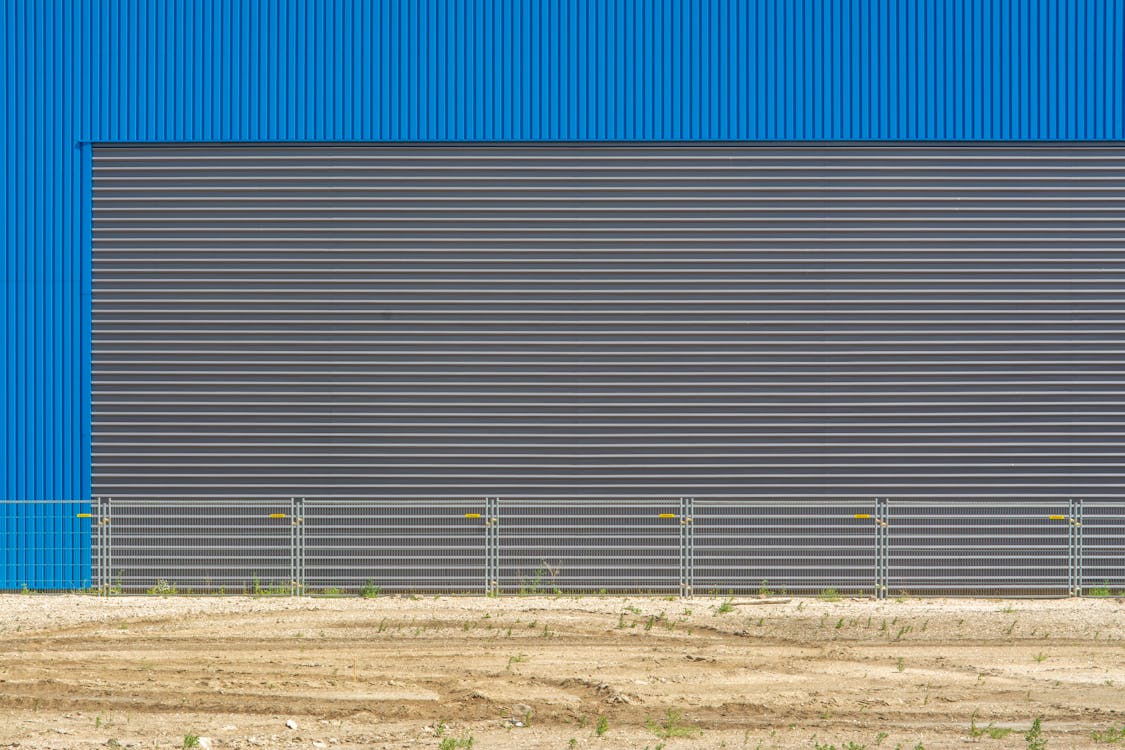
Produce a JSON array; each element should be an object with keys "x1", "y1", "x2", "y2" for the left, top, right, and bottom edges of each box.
[
  {"x1": 3, "y1": 498, "x2": 1123, "y2": 597},
  {"x1": 0, "y1": 501, "x2": 92, "y2": 590}
]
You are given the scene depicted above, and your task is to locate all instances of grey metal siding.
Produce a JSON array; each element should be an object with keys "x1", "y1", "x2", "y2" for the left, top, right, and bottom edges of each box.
[{"x1": 92, "y1": 144, "x2": 1125, "y2": 500}]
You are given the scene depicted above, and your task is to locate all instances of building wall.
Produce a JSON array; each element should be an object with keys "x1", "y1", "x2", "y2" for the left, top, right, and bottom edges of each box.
[{"x1": 2, "y1": 0, "x2": 1124, "y2": 507}]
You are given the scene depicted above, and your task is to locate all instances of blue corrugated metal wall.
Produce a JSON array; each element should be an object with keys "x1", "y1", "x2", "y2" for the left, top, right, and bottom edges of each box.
[{"x1": 1, "y1": 0, "x2": 1123, "y2": 587}]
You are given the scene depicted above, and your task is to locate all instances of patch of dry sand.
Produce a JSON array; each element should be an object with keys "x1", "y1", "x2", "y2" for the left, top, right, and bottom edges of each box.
[{"x1": 0, "y1": 595, "x2": 1122, "y2": 749}]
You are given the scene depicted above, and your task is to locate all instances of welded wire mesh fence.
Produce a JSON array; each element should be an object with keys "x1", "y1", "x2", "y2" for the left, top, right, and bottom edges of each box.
[
  {"x1": 693, "y1": 500, "x2": 878, "y2": 596},
  {"x1": 1083, "y1": 502, "x2": 1125, "y2": 594},
  {"x1": 0, "y1": 501, "x2": 92, "y2": 591},
  {"x1": 884, "y1": 501, "x2": 1074, "y2": 598},
  {"x1": 103, "y1": 498, "x2": 294, "y2": 594},
  {"x1": 303, "y1": 498, "x2": 487, "y2": 594},
  {"x1": 496, "y1": 499, "x2": 682, "y2": 594},
  {"x1": 1, "y1": 498, "x2": 1123, "y2": 597}
]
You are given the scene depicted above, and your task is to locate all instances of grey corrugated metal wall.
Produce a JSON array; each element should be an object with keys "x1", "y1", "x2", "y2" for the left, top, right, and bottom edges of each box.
[{"x1": 92, "y1": 144, "x2": 1125, "y2": 500}]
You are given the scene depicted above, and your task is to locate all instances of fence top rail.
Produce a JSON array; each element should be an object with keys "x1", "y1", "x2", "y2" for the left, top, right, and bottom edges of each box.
[{"x1": 499, "y1": 498, "x2": 685, "y2": 505}]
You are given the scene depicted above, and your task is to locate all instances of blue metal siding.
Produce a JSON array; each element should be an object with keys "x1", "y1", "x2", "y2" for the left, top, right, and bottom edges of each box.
[{"x1": 1, "y1": 0, "x2": 1124, "y2": 587}]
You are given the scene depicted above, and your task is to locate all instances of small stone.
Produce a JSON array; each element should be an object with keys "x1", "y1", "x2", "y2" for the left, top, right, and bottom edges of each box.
[
  {"x1": 285, "y1": 720, "x2": 298, "y2": 730},
  {"x1": 197, "y1": 739, "x2": 213, "y2": 750},
  {"x1": 221, "y1": 726, "x2": 237, "y2": 732},
  {"x1": 313, "y1": 742, "x2": 327, "y2": 749}
]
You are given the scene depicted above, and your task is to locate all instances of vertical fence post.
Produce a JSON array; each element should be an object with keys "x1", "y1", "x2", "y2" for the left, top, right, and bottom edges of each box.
[
  {"x1": 93, "y1": 497, "x2": 101, "y2": 596},
  {"x1": 482, "y1": 498, "x2": 490, "y2": 595},
  {"x1": 1069, "y1": 498, "x2": 1084, "y2": 597},
  {"x1": 494, "y1": 497, "x2": 501, "y2": 596},
  {"x1": 105, "y1": 498, "x2": 113, "y2": 596},
  {"x1": 289, "y1": 498, "x2": 296, "y2": 596},
  {"x1": 1077, "y1": 499, "x2": 1084, "y2": 596},
  {"x1": 297, "y1": 498, "x2": 305, "y2": 596},
  {"x1": 679, "y1": 497, "x2": 694, "y2": 599},
  {"x1": 484, "y1": 497, "x2": 500, "y2": 596},
  {"x1": 1067, "y1": 498, "x2": 1075, "y2": 597},
  {"x1": 874, "y1": 497, "x2": 889, "y2": 600},
  {"x1": 872, "y1": 498, "x2": 879, "y2": 600},
  {"x1": 100, "y1": 497, "x2": 109, "y2": 597}
]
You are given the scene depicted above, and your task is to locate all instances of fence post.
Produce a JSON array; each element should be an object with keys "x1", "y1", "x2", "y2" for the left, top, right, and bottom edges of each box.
[
  {"x1": 484, "y1": 497, "x2": 500, "y2": 596},
  {"x1": 1069, "y1": 498, "x2": 1084, "y2": 597},
  {"x1": 292, "y1": 499, "x2": 301, "y2": 598},
  {"x1": 874, "y1": 498, "x2": 889, "y2": 600},
  {"x1": 105, "y1": 498, "x2": 113, "y2": 596},
  {"x1": 482, "y1": 497, "x2": 489, "y2": 595},
  {"x1": 92, "y1": 497, "x2": 102, "y2": 596},
  {"x1": 297, "y1": 497, "x2": 306, "y2": 595},
  {"x1": 679, "y1": 497, "x2": 694, "y2": 599}
]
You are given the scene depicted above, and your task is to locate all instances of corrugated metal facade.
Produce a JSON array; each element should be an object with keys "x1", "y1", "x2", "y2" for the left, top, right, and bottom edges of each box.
[
  {"x1": 1, "y1": 0, "x2": 1124, "y2": 586},
  {"x1": 94, "y1": 144, "x2": 1125, "y2": 500}
]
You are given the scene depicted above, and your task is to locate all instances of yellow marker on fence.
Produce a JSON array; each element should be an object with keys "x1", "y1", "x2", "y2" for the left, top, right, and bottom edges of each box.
[
  {"x1": 854, "y1": 513, "x2": 871, "y2": 519},
  {"x1": 269, "y1": 513, "x2": 287, "y2": 519},
  {"x1": 465, "y1": 513, "x2": 481, "y2": 519},
  {"x1": 659, "y1": 513, "x2": 676, "y2": 519},
  {"x1": 75, "y1": 512, "x2": 92, "y2": 518},
  {"x1": 1049, "y1": 515, "x2": 1065, "y2": 520}
]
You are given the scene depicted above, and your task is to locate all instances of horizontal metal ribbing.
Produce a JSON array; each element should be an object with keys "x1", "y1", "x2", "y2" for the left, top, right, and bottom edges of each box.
[{"x1": 93, "y1": 144, "x2": 1125, "y2": 499}]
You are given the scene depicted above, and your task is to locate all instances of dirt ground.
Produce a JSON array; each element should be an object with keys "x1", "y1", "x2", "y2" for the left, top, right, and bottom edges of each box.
[{"x1": 0, "y1": 595, "x2": 1122, "y2": 750}]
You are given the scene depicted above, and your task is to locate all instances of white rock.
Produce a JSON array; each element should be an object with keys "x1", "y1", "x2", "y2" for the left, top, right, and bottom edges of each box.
[
  {"x1": 313, "y1": 742, "x2": 327, "y2": 749},
  {"x1": 197, "y1": 738, "x2": 213, "y2": 750},
  {"x1": 285, "y1": 720, "x2": 298, "y2": 730}
]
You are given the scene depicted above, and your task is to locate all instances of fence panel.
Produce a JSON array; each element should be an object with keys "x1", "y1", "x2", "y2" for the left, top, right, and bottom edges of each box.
[
  {"x1": 694, "y1": 500, "x2": 878, "y2": 596},
  {"x1": 0, "y1": 500, "x2": 92, "y2": 591},
  {"x1": 1083, "y1": 502, "x2": 1125, "y2": 595},
  {"x1": 106, "y1": 498, "x2": 293, "y2": 594},
  {"x1": 497, "y1": 499, "x2": 682, "y2": 594},
  {"x1": 886, "y1": 501, "x2": 1071, "y2": 597},
  {"x1": 303, "y1": 498, "x2": 487, "y2": 594},
  {"x1": 3, "y1": 498, "x2": 1124, "y2": 597}
]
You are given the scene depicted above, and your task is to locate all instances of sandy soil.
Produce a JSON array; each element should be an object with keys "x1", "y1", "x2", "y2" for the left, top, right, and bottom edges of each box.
[{"x1": 0, "y1": 594, "x2": 1122, "y2": 750}]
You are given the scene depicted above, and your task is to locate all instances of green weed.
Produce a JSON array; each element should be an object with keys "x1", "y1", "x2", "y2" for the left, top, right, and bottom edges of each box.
[
  {"x1": 969, "y1": 712, "x2": 1016, "y2": 740},
  {"x1": 646, "y1": 710, "x2": 700, "y2": 739},
  {"x1": 1091, "y1": 725, "x2": 1125, "y2": 744}
]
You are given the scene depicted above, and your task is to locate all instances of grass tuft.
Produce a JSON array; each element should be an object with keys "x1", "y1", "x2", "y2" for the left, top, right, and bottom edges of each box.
[{"x1": 646, "y1": 710, "x2": 701, "y2": 739}]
